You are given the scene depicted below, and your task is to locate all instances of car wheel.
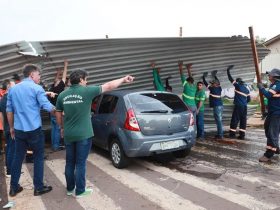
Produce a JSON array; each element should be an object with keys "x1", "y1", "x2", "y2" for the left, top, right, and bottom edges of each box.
[
  {"x1": 110, "y1": 138, "x2": 130, "y2": 169},
  {"x1": 172, "y1": 148, "x2": 191, "y2": 158}
]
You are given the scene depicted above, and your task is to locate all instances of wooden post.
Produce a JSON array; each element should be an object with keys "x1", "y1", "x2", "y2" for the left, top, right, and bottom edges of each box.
[
  {"x1": 179, "y1": 27, "x2": 182, "y2": 37},
  {"x1": 249, "y1": 26, "x2": 265, "y2": 116}
]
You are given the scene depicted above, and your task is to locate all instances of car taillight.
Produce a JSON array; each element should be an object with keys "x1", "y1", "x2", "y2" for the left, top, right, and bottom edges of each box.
[
  {"x1": 189, "y1": 113, "x2": 195, "y2": 126},
  {"x1": 124, "y1": 108, "x2": 140, "y2": 131}
]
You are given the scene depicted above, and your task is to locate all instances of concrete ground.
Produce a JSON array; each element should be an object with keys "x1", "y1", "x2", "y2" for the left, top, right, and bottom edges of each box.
[{"x1": 1, "y1": 115, "x2": 280, "y2": 210}]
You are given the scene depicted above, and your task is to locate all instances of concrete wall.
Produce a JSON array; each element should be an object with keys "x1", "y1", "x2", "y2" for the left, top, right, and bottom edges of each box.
[{"x1": 261, "y1": 40, "x2": 280, "y2": 72}]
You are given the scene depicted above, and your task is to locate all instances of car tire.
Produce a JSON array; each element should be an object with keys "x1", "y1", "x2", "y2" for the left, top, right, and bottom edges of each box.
[
  {"x1": 110, "y1": 138, "x2": 130, "y2": 169},
  {"x1": 172, "y1": 148, "x2": 191, "y2": 158}
]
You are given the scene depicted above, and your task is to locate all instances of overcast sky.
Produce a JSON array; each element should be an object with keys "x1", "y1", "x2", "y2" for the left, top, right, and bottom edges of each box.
[{"x1": 0, "y1": 0, "x2": 278, "y2": 45}]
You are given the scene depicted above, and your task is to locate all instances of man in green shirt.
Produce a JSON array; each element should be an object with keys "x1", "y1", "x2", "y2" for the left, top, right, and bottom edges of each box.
[
  {"x1": 195, "y1": 81, "x2": 206, "y2": 140},
  {"x1": 150, "y1": 61, "x2": 172, "y2": 92},
  {"x1": 56, "y1": 69, "x2": 134, "y2": 198},
  {"x1": 178, "y1": 61, "x2": 197, "y2": 118},
  {"x1": 151, "y1": 61, "x2": 165, "y2": 91}
]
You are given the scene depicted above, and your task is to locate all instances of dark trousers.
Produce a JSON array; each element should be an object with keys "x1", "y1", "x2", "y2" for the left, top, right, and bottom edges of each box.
[
  {"x1": 11, "y1": 127, "x2": 45, "y2": 191},
  {"x1": 5, "y1": 131, "x2": 15, "y2": 175},
  {"x1": 229, "y1": 105, "x2": 247, "y2": 137},
  {"x1": 65, "y1": 138, "x2": 92, "y2": 195},
  {"x1": 264, "y1": 114, "x2": 280, "y2": 158}
]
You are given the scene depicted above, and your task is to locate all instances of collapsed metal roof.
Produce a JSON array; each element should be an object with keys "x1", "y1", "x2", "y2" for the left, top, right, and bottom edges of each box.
[{"x1": 0, "y1": 36, "x2": 269, "y2": 94}]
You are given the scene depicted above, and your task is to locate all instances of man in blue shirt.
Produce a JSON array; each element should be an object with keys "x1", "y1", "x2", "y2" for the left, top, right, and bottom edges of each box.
[
  {"x1": 7, "y1": 64, "x2": 56, "y2": 196},
  {"x1": 203, "y1": 70, "x2": 224, "y2": 139},
  {"x1": 257, "y1": 68, "x2": 280, "y2": 162},
  {"x1": 227, "y1": 65, "x2": 251, "y2": 140}
]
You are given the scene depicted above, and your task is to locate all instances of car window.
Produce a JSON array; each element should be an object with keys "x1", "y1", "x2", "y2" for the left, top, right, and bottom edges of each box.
[
  {"x1": 98, "y1": 95, "x2": 118, "y2": 114},
  {"x1": 128, "y1": 93, "x2": 187, "y2": 114},
  {"x1": 91, "y1": 95, "x2": 101, "y2": 114}
]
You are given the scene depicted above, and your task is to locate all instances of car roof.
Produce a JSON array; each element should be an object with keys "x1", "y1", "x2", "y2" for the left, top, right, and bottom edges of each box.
[{"x1": 101, "y1": 90, "x2": 175, "y2": 97}]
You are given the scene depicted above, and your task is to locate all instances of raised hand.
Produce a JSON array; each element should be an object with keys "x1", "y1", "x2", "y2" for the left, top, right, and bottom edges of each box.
[
  {"x1": 123, "y1": 75, "x2": 134, "y2": 83},
  {"x1": 211, "y1": 70, "x2": 218, "y2": 77},
  {"x1": 227, "y1": 65, "x2": 234, "y2": 71}
]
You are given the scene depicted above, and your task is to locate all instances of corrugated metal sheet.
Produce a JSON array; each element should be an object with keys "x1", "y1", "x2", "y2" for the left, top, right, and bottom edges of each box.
[
  {"x1": 0, "y1": 36, "x2": 269, "y2": 94},
  {"x1": 204, "y1": 104, "x2": 258, "y2": 128},
  {"x1": 0, "y1": 37, "x2": 268, "y2": 128}
]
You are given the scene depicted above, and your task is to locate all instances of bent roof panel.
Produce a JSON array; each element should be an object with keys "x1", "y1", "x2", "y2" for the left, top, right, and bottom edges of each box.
[{"x1": 0, "y1": 36, "x2": 269, "y2": 93}]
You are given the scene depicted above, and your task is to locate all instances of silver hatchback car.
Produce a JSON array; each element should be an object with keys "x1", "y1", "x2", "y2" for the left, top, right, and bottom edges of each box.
[{"x1": 91, "y1": 90, "x2": 195, "y2": 168}]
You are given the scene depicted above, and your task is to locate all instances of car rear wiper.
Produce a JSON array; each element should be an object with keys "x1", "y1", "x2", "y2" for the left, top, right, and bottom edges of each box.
[{"x1": 141, "y1": 110, "x2": 168, "y2": 113}]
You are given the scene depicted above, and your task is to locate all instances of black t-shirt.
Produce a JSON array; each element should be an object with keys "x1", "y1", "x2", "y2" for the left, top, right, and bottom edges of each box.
[{"x1": 48, "y1": 80, "x2": 66, "y2": 105}]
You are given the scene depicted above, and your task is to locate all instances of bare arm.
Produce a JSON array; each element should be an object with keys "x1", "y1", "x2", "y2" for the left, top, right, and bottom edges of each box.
[
  {"x1": 56, "y1": 111, "x2": 63, "y2": 128},
  {"x1": 186, "y1": 63, "x2": 193, "y2": 77},
  {"x1": 178, "y1": 61, "x2": 186, "y2": 84},
  {"x1": 101, "y1": 75, "x2": 134, "y2": 93},
  {"x1": 178, "y1": 61, "x2": 183, "y2": 75},
  {"x1": 46, "y1": 91, "x2": 57, "y2": 98},
  {"x1": 0, "y1": 113, "x2": 3, "y2": 128},
  {"x1": 55, "y1": 111, "x2": 64, "y2": 138},
  {"x1": 197, "y1": 101, "x2": 203, "y2": 113},
  {"x1": 62, "y1": 59, "x2": 68, "y2": 83},
  {"x1": 7, "y1": 112, "x2": 15, "y2": 139}
]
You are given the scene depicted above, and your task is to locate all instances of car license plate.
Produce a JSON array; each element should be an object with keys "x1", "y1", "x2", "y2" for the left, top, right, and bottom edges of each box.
[{"x1": 160, "y1": 141, "x2": 180, "y2": 150}]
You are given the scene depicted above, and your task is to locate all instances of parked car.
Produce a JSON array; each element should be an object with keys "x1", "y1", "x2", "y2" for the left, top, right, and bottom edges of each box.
[{"x1": 91, "y1": 90, "x2": 195, "y2": 168}]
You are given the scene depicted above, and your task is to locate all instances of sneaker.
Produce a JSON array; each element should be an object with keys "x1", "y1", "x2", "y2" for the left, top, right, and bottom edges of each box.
[
  {"x1": 52, "y1": 147, "x2": 63, "y2": 152},
  {"x1": 237, "y1": 136, "x2": 245, "y2": 140},
  {"x1": 76, "y1": 188, "x2": 93, "y2": 198},
  {"x1": 6, "y1": 174, "x2": 11, "y2": 178},
  {"x1": 9, "y1": 185, "x2": 23, "y2": 197},
  {"x1": 215, "y1": 135, "x2": 223, "y2": 140},
  {"x1": 259, "y1": 156, "x2": 271, "y2": 163},
  {"x1": 197, "y1": 137, "x2": 205, "y2": 141},
  {"x1": 34, "y1": 185, "x2": 52, "y2": 196},
  {"x1": 67, "y1": 189, "x2": 74, "y2": 196},
  {"x1": 59, "y1": 145, "x2": 65, "y2": 150}
]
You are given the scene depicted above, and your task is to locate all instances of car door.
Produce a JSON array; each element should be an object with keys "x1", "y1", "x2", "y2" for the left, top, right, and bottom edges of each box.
[{"x1": 92, "y1": 94, "x2": 118, "y2": 149}]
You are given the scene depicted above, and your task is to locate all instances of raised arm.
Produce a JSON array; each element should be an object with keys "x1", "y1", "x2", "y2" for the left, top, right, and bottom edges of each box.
[
  {"x1": 178, "y1": 61, "x2": 186, "y2": 84},
  {"x1": 101, "y1": 75, "x2": 134, "y2": 93},
  {"x1": 257, "y1": 82, "x2": 278, "y2": 99},
  {"x1": 186, "y1": 63, "x2": 193, "y2": 78},
  {"x1": 202, "y1": 72, "x2": 209, "y2": 87},
  {"x1": 211, "y1": 70, "x2": 220, "y2": 84},
  {"x1": 151, "y1": 61, "x2": 164, "y2": 90},
  {"x1": 227, "y1": 65, "x2": 235, "y2": 83},
  {"x1": 62, "y1": 59, "x2": 68, "y2": 83}
]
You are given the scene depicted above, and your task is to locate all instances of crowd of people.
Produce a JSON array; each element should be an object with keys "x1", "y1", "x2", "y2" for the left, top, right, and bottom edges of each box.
[
  {"x1": 0, "y1": 60, "x2": 279, "y2": 201},
  {"x1": 151, "y1": 61, "x2": 280, "y2": 163},
  {"x1": 0, "y1": 62, "x2": 134, "y2": 198}
]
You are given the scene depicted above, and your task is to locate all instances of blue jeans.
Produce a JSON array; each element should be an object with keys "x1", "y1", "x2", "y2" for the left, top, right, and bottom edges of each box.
[
  {"x1": 196, "y1": 111, "x2": 204, "y2": 138},
  {"x1": 11, "y1": 127, "x2": 45, "y2": 191},
  {"x1": 51, "y1": 115, "x2": 61, "y2": 149},
  {"x1": 188, "y1": 106, "x2": 197, "y2": 124},
  {"x1": 65, "y1": 138, "x2": 92, "y2": 195},
  {"x1": 5, "y1": 131, "x2": 15, "y2": 175},
  {"x1": 213, "y1": 106, "x2": 223, "y2": 137}
]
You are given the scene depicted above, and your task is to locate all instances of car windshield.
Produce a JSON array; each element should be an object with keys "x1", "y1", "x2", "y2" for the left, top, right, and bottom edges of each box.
[{"x1": 128, "y1": 93, "x2": 187, "y2": 114}]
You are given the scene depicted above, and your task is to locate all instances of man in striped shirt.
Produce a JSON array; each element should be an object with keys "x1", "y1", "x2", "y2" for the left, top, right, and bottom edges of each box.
[
  {"x1": 227, "y1": 65, "x2": 250, "y2": 140},
  {"x1": 203, "y1": 71, "x2": 223, "y2": 139},
  {"x1": 257, "y1": 68, "x2": 280, "y2": 162}
]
